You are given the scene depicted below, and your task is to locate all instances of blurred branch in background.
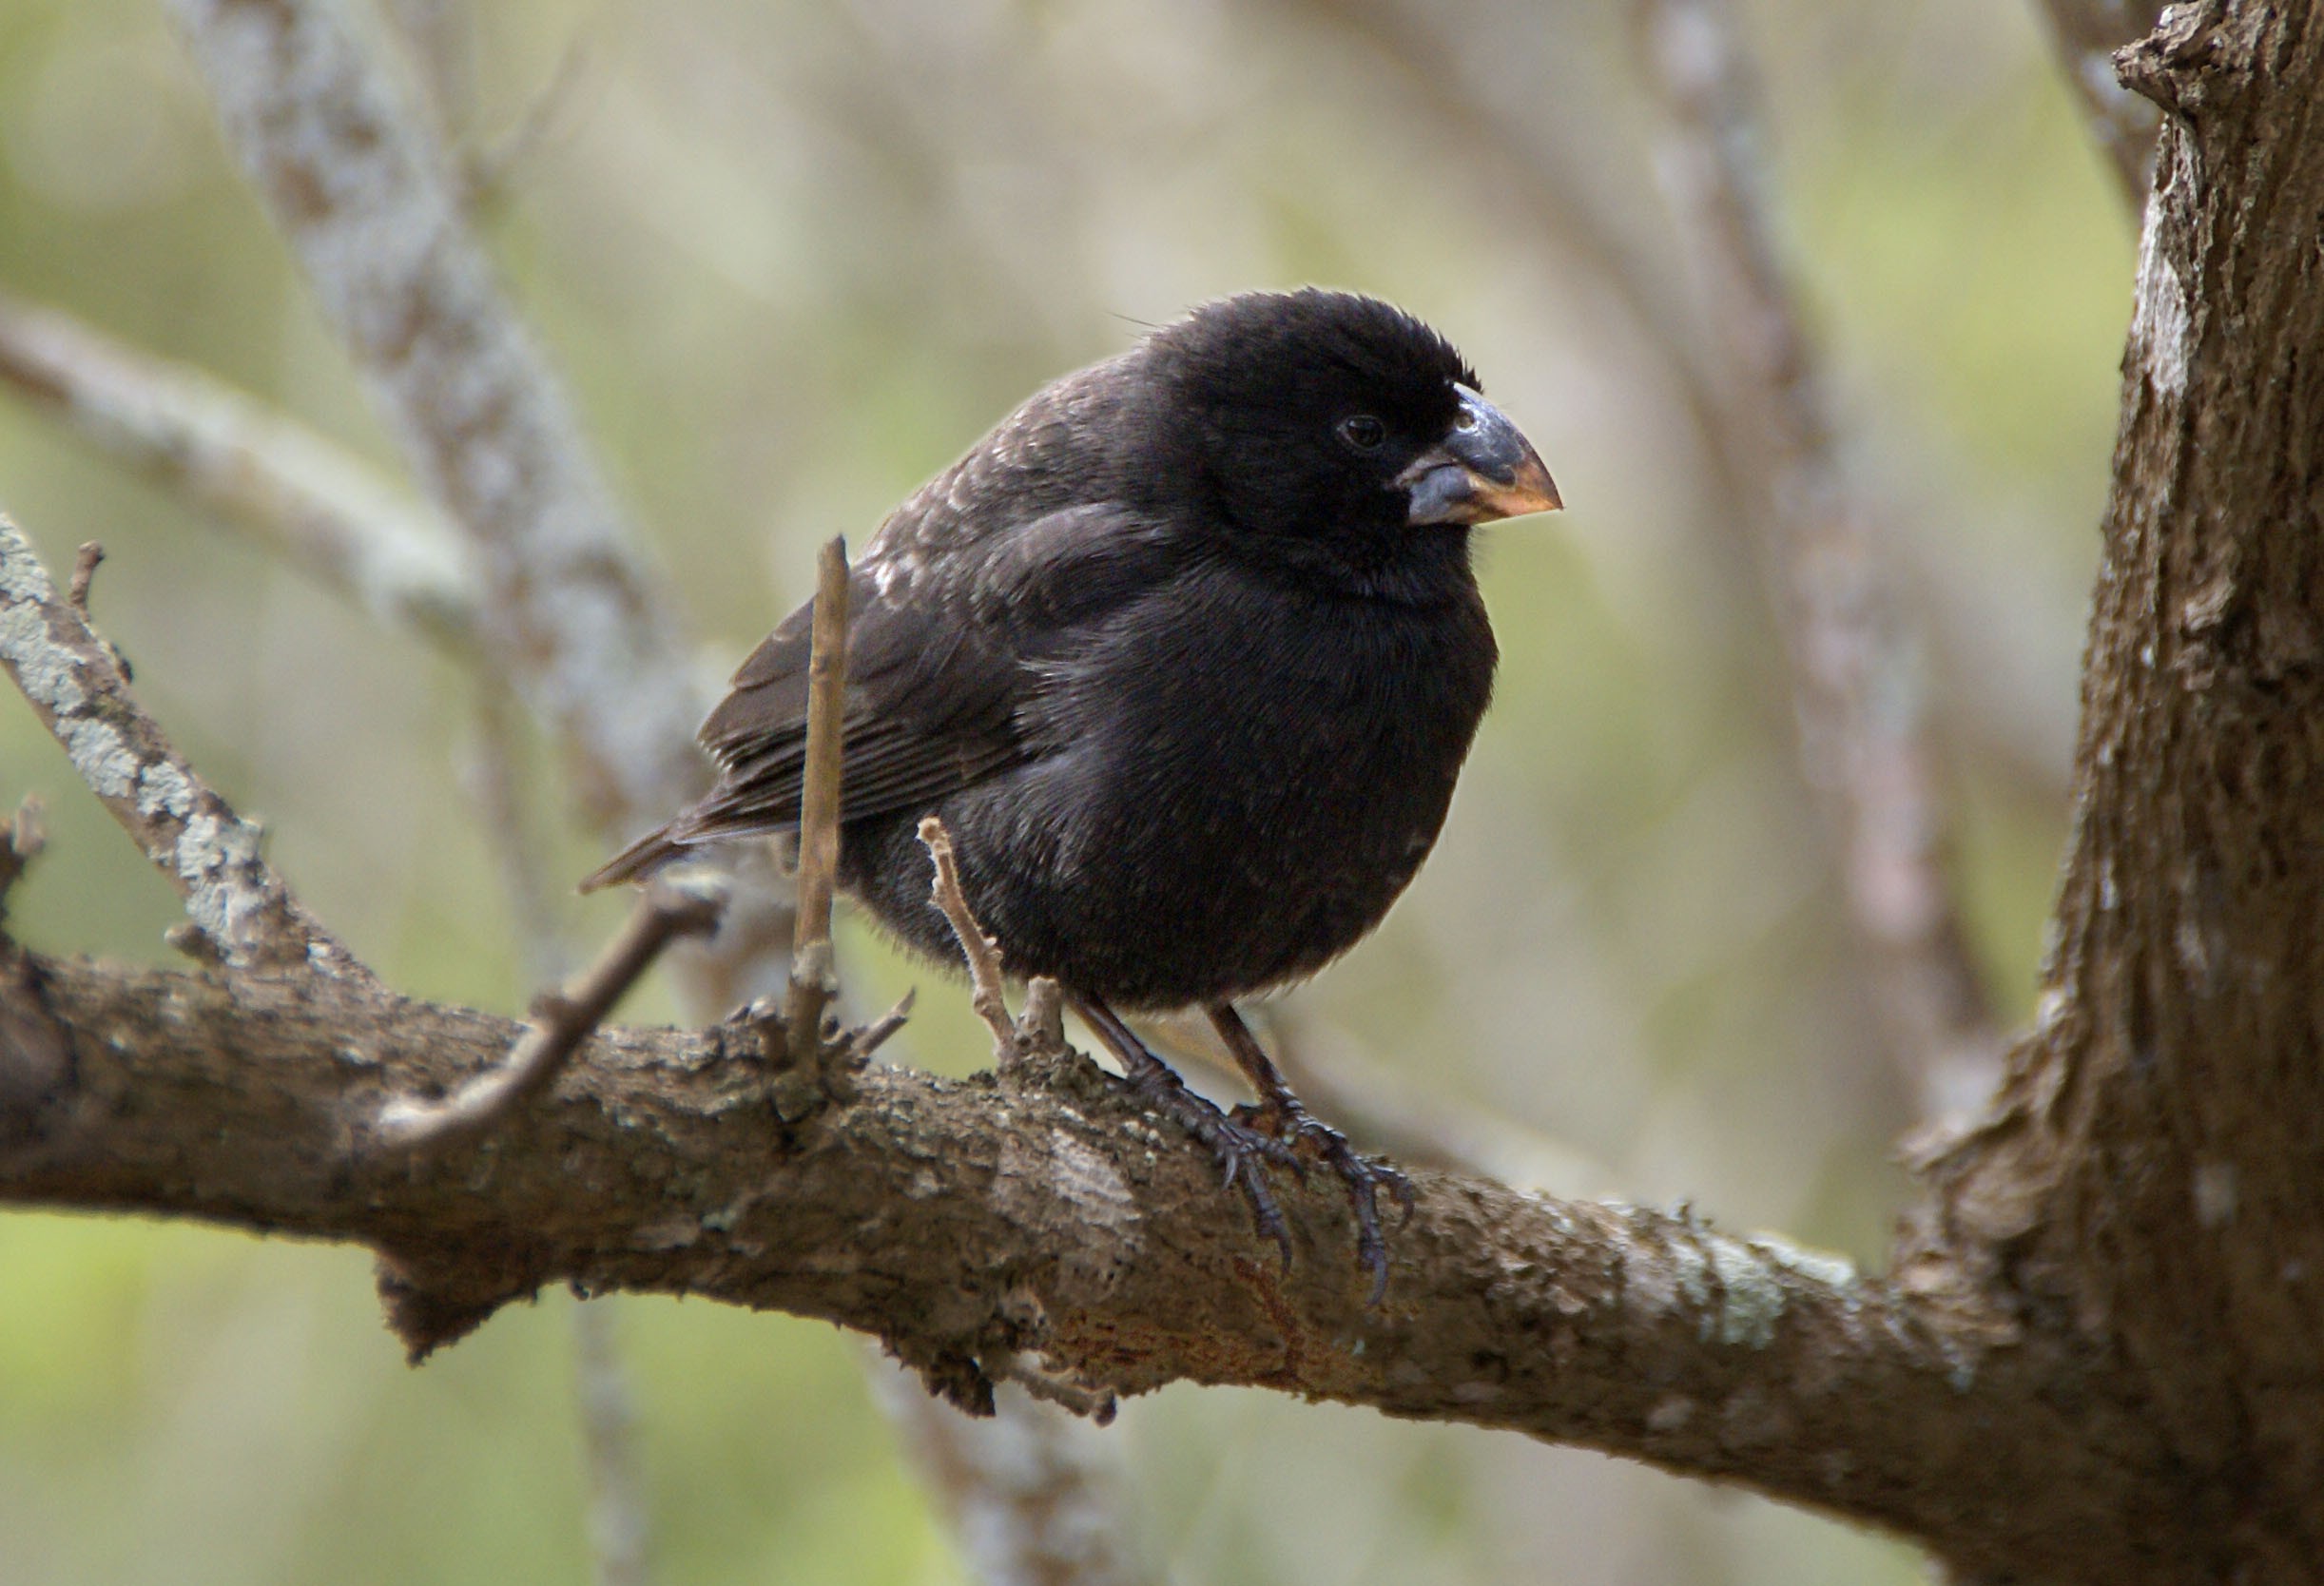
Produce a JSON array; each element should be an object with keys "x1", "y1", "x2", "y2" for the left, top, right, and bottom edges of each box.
[
  {"x1": 869, "y1": 1355, "x2": 1148, "y2": 1586},
  {"x1": 1295, "y1": 0, "x2": 2098, "y2": 857},
  {"x1": 1289, "y1": 0, "x2": 1917, "y2": 1170},
  {"x1": 161, "y1": 0, "x2": 703, "y2": 834},
  {"x1": 574, "y1": 1301, "x2": 653, "y2": 1586},
  {"x1": 2031, "y1": 0, "x2": 2167, "y2": 205},
  {"x1": 1640, "y1": 0, "x2": 2004, "y2": 1137},
  {"x1": 459, "y1": 682, "x2": 656, "y2": 1586},
  {"x1": 1288, "y1": 0, "x2": 1742, "y2": 510},
  {"x1": 0, "y1": 289, "x2": 478, "y2": 655}
]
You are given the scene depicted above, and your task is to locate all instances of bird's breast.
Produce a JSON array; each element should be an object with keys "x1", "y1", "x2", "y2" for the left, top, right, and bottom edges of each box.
[{"x1": 982, "y1": 568, "x2": 1496, "y2": 1004}]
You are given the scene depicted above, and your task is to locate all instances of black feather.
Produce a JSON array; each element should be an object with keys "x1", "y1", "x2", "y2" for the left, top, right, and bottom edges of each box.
[
  {"x1": 585, "y1": 288, "x2": 1517, "y2": 1003},
  {"x1": 584, "y1": 287, "x2": 1554, "y2": 1286}
]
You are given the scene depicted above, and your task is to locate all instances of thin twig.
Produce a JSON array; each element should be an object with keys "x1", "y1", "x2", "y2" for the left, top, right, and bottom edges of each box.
[
  {"x1": 1641, "y1": 0, "x2": 2004, "y2": 1136},
  {"x1": 784, "y1": 537, "x2": 850, "y2": 1065},
  {"x1": 0, "y1": 518, "x2": 355, "y2": 976},
  {"x1": 847, "y1": 989, "x2": 917, "y2": 1062},
  {"x1": 0, "y1": 289, "x2": 478, "y2": 655},
  {"x1": 917, "y1": 816, "x2": 1016, "y2": 1057},
  {"x1": 375, "y1": 875, "x2": 726, "y2": 1151}
]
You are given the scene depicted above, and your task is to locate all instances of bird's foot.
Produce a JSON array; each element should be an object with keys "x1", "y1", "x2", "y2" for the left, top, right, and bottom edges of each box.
[
  {"x1": 1234, "y1": 1098, "x2": 1413, "y2": 1305},
  {"x1": 1124, "y1": 1065, "x2": 1303, "y2": 1267}
]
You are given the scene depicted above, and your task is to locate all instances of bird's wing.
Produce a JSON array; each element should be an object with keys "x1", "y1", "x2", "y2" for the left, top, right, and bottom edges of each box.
[{"x1": 676, "y1": 498, "x2": 1187, "y2": 845}]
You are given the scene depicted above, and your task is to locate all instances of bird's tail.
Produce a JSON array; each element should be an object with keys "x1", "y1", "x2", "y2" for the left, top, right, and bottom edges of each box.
[{"x1": 577, "y1": 823, "x2": 693, "y2": 894}]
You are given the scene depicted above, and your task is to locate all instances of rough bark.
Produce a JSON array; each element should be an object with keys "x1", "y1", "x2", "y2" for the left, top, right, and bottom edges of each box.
[
  {"x1": 1900, "y1": 6, "x2": 2324, "y2": 1579},
  {"x1": 0, "y1": 950, "x2": 2176, "y2": 1579}
]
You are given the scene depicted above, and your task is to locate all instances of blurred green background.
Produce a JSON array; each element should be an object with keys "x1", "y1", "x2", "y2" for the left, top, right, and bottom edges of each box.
[{"x1": 0, "y1": 0, "x2": 2129, "y2": 1579}]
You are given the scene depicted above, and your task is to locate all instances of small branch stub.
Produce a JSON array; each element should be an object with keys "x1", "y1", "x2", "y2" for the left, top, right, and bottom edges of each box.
[
  {"x1": 848, "y1": 989, "x2": 916, "y2": 1063},
  {"x1": 67, "y1": 543, "x2": 103, "y2": 615},
  {"x1": 0, "y1": 795, "x2": 46, "y2": 917},
  {"x1": 1017, "y1": 976, "x2": 1065, "y2": 1057}
]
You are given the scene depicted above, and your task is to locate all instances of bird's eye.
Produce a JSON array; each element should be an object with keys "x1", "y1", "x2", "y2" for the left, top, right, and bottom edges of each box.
[{"x1": 1337, "y1": 415, "x2": 1387, "y2": 452}]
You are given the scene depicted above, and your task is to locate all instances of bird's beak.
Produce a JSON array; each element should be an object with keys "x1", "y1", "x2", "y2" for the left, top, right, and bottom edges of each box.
[{"x1": 1399, "y1": 385, "x2": 1562, "y2": 526}]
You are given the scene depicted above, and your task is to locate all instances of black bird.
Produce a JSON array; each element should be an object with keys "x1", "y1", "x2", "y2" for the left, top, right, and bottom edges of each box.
[{"x1": 586, "y1": 289, "x2": 1559, "y2": 1294}]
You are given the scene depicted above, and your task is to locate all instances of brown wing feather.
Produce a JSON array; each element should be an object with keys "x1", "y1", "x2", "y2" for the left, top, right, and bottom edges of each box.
[{"x1": 582, "y1": 360, "x2": 1184, "y2": 892}]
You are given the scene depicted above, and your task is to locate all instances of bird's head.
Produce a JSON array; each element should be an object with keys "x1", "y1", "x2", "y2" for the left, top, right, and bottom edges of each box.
[{"x1": 1135, "y1": 289, "x2": 1559, "y2": 592}]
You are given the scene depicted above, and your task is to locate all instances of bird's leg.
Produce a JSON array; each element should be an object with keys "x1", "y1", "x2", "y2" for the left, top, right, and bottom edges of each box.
[
  {"x1": 1208, "y1": 1003, "x2": 1414, "y2": 1303},
  {"x1": 1068, "y1": 991, "x2": 1301, "y2": 1267}
]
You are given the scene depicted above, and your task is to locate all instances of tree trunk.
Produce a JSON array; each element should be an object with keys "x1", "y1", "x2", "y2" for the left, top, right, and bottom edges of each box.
[{"x1": 1902, "y1": 5, "x2": 2324, "y2": 1577}]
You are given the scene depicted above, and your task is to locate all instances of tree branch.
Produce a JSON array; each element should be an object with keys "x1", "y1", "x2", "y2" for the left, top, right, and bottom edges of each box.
[
  {"x1": 1640, "y1": 0, "x2": 2004, "y2": 1136},
  {"x1": 0, "y1": 943, "x2": 2179, "y2": 1581},
  {"x1": 0, "y1": 517, "x2": 358, "y2": 977},
  {"x1": 1903, "y1": 7, "x2": 2324, "y2": 1573},
  {"x1": 0, "y1": 288, "x2": 478, "y2": 655}
]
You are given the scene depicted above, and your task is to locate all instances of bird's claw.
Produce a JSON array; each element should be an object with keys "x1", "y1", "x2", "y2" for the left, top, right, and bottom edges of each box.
[
  {"x1": 1127, "y1": 1070, "x2": 1299, "y2": 1267},
  {"x1": 1236, "y1": 1098, "x2": 1411, "y2": 1305},
  {"x1": 1114, "y1": 1046, "x2": 1408, "y2": 1291}
]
